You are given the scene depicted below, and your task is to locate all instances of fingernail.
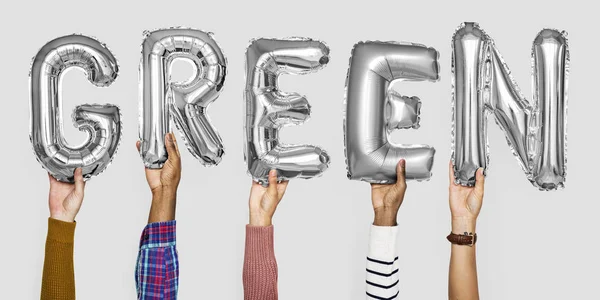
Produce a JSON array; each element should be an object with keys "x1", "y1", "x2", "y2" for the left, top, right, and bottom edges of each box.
[
  {"x1": 400, "y1": 159, "x2": 406, "y2": 168},
  {"x1": 270, "y1": 169, "x2": 277, "y2": 176},
  {"x1": 167, "y1": 133, "x2": 172, "y2": 142}
]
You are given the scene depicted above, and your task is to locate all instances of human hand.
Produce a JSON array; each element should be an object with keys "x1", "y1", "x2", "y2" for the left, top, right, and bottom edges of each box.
[
  {"x1": 448, "y1": 161, "x2": 485, "y2": 232},
  {"x1": 371, "y1": 159, "x2": 406, "y2": 226},
  {"x1": 248, "y1": 170, "x2": 289, "y2": 227},
  {"x1": 137, "y1": 133, "x2": 181, "y2": 195},
  {"x1": 48, "y1": 168, "x2": 85, "y2": 223},
  {"x1": 137, "y1": 133, "x2": 181, "y2": 223}
]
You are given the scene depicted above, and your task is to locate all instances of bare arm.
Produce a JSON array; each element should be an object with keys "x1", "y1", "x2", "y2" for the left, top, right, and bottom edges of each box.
[
  {"x1": 448, "y1": 162, "x2": 485, "y2": 300},
  {"x1": 136, "y1": 133, "x2": 181, "y2": 223}
]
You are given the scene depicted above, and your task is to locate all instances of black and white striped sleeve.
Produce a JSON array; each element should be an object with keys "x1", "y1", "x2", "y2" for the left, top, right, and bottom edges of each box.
[{"x1": 366, "y1": 225, "x2": 399, "y2": 300}]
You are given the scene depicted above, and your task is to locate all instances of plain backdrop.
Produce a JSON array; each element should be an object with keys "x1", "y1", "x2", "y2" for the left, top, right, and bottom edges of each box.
[{"x1": 1, "y1": 0, "x2": 598, "y2": 299}]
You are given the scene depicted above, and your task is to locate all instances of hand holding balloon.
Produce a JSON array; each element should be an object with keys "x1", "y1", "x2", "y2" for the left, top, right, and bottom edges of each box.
[
  {"x1": 248, "y1": 170, "x2": 289, "y2": 227},
  {"x1": 48, "y1": 168, "x2": 86, "y2": 223},
  {"x1": 448, "y1": 161, "x2": 485, "y2": 232},
  {"x1": 371, "y1": 160, "x2": 407, "y2": 226},
  {"x1": 137, "y1": 133, "x2": 182, "y2": 223}
]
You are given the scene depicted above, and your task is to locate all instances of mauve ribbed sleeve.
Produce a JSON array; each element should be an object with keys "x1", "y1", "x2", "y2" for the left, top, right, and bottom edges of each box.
[{"x1": 243, "y1": 225, "x2": 278, "y2": 300}]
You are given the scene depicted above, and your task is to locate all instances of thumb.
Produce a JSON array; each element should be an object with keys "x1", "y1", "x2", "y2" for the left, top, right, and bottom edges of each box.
[
  {"x1": 474, "y1": 168, "x2": 485, "y2": 195},
  {"x1": 74, "y1": 168, "x2": 86, "y2": 196},
  {"x1": 395, "y1": 159, "x2": 407, "y2": 188},
  {"x1": 165, "y1": 133, "x2": 181, "y2": 165},
  {"x1": 267, "y1": 169, "x2": 278, "y2": 197}
]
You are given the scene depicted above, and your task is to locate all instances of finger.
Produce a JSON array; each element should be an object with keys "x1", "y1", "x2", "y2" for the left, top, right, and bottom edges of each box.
[
  {"x1": 449, "y1": 160, "x2": 455, "y2": 183},
  {"x1": 74, "y1": 168, "x2": 86, "y2": 196},
  {"x1": 267, "y1": 169, "x2": 278, "y2": 195},
  {"x1": 277, "y1": 180, "x2": 289, "y2": 196},
  {"x1": 395, "y1": 159, "x2": 406, "y2": 187},
  {"x1": 475, "y1": 168, "x2": 485, "y2": 194},
  {"x1": 136, "y1": 140, "x2": 141, "y2": 153},
  {"x1": 279, "y1": 180, "x2": 289, "y2": 190},
  {"x1": 48, "y1": 173, "x2": 57, "y2": 184}
]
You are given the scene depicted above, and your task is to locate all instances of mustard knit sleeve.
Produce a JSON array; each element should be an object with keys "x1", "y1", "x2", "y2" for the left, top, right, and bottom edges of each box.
[{"x1": 41, "y1": 218, "x2": 76, "y2": 300}]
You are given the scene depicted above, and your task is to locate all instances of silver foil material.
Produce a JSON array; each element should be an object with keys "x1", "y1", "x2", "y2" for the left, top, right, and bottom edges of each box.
[
  {"x1": 451, "y1": 22, "x2": 569, "y2": 190},
  {"x1": 29, "y1": 34, "x2": 121, "y2": 182},
  {"x1": 344, "y1": 41, "x2": 439, "y2": 183},
  {"x1": 139, "y1": 28, "x2": 227, "y2": 168},
  {"x1": 244, "y1": 37, "x2": 331, "y2": 184}
]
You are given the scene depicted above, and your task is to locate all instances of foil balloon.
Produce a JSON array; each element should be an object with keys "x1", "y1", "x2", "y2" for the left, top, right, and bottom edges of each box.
[
  {"x1": 344, "y1": 41, "x2": 439, "y2": 183},
  {"x1": 29, "y1": 34, "x2": 121, "y2": 182},
  {"x1": 139, "y1": 28, "x2": 226, "y2": 168},
  {"x1": 451, "y1": 22, "x2": 569, "y2": 190},
  {"x1": 244, "y1": 37, "x2": 331, "y2": 183}
]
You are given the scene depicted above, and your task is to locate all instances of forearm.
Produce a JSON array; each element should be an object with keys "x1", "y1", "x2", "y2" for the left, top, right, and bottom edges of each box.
[
  {"x1": 148, "y1": 188, "x2": 177, "y2": 223},
  {"x1": 41, "y1": 218, "x2": 76, "y2": 300},
  {"x1": 135, "y1": 221, "x2": 178, "y2": 300},
  {"x1": 366, "y1": 225, "x2": 400, "y2": 299},
  {"x1": 373, "y1": 208, "x2": 398, "y2": 227},
  {"x1": 243, "y1": 225, "x2": 278, "y2": 300},
  {"x1": 366, "y1": 209, "x2": 400, "y2": 300},
  {"x1": 448, "y1": 218, "x2": 479, "y2": 300}
]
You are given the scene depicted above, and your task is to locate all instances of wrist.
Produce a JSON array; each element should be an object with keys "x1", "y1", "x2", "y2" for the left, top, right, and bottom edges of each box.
[
  {"x1": 451, "y1": 216, "x2": 477, "y2": 233},
  {"x1": 373, "y1": 208, "x2": 399, "y2": 226},
  {"x1": 249, "y1": 212, "x2": 272, "y2": 227},
  {"x1": 148, "y1": 189, "x2": 177, "y2": 223},
  {"x1": 152, "y1": 188, "x2": 177, "y2": 203},
  {"x1": 49, "y1": 213, "x2": 75, "y2": 223}
]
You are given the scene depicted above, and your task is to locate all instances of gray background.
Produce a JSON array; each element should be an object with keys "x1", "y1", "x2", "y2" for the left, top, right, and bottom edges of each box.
[{"x1": 1, "y1": 0, "x2": 598, "y2": 299}]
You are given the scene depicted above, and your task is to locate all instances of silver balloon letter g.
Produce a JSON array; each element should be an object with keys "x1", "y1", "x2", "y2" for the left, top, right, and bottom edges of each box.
[
  {"x1": 244, "y1": 38, "x2": 331, "y2": 183},
  {"x1": 30, "y1": 35, "x2": 121, "y2": 182},
  {"x1": 139, "y1": 28, "x2": 227, "y2": 168},
  {"x1": 451, "y1": 22, "x2": 569, "y2": 190},
  {"x1": 345, "y1": 41, "x2": 439, "y2": 183}
]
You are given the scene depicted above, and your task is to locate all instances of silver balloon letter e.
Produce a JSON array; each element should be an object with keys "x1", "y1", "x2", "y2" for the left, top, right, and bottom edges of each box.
[
  {"x1": 344, "y1": 41, "x2": 439, "y2": 183},
  {"x1": 244, "y1": 38, "x2": 331, "y2": 183}
]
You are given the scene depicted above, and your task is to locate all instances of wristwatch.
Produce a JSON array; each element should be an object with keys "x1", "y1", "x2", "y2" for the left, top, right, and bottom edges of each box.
[{"x1": 447, "y1": 232, "x2": 477, "y2": 246}]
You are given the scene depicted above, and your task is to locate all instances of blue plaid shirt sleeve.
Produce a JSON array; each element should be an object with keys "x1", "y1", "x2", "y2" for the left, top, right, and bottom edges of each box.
[{"x1": 135, "y1": 220, "x2": 179, "y2": 300}]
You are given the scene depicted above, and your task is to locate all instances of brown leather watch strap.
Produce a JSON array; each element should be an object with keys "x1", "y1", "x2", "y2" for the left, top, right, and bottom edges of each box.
[{"x1": 446, "y1": 232, "x2": 477, "y2": 246}]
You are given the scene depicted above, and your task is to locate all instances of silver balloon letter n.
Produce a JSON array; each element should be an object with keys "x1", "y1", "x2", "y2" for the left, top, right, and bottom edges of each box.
[
  {"x1": 344, "y1": 41, "x2": 440, "y2": 183},
  {"x1": 30, "y1": 35, "x2": 121, "y2": 182},
  {"x1": 244, "y1": 38, "x2": 331, "y2": 183},
  {"x1": 451, "y1": 22, "x2": 569, "y2": 190},
  {"x1": 139, "y1": 28, "x2": 227, "y2": 168}
]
